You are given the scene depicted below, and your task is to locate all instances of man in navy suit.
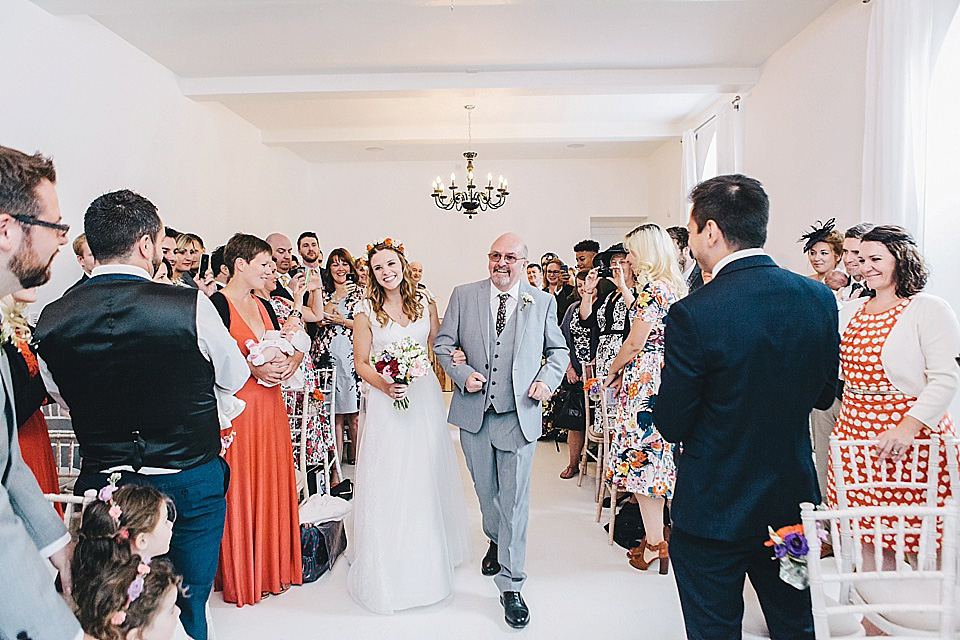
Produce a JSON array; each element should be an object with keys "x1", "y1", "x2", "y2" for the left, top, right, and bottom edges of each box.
[{"x1": 654, "y1": 174, "x2": 838, "y2": 640}]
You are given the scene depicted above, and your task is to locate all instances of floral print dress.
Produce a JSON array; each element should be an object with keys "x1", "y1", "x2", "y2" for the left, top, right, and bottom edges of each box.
[
  {"x1": 605, "y1": 280, "x2": 679, "y2": 497},
  {"x1": 591, "y1": 291, "x2": 631, "y2": 434}
]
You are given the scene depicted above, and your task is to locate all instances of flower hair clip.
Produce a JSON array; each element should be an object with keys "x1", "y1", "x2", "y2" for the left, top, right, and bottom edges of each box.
[
  {"x1": 365, "y1": 237, "x2": 405, "y2": 255},
  {"x1": 110, "y1": 560, "x2": 152, "y2": 626},
  {"x1": 98, "y1": 472, "x2": 124, "y2": 527}
]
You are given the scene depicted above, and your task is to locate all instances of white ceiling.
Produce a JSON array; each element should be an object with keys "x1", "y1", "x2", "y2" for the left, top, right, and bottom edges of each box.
[{"x1": 32, "y1": 0, "x2": 838, "y2": 163}]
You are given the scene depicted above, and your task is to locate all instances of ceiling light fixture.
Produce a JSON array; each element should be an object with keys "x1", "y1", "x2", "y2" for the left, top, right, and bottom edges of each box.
[{"x1": 431, "y1": 105, "x2": 508, "y2": 219}]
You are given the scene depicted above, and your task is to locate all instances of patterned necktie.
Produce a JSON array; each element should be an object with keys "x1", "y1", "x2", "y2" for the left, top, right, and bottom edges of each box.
[{"x1": 496, "y1": 293, "x2": 510, "y2": 335}]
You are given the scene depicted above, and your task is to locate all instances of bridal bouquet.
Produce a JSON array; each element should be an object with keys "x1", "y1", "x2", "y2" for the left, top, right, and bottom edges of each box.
[{"x1": 372, "y1": 336, "x2": 431, "y2": 410}]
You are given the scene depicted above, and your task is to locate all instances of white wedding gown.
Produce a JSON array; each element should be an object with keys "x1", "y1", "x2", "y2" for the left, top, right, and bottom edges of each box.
[{"x1": 347, "y1": 302, "x2": 471, "y2": 614}]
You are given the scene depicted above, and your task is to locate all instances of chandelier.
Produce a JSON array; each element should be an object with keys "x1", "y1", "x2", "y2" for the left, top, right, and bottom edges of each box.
[{"x1": 431, "y1": 105, "x2": 508, "y2": 219}]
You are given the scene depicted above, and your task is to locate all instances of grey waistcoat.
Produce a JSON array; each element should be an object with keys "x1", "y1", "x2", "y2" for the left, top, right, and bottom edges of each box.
[{"x1": 484, "y1": 302, "x2": 519, "y2": 413}]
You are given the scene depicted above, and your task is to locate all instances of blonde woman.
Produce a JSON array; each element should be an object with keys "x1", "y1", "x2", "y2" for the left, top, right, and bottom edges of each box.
[
  {"x1": 601, "y1": 223, "x2": 687, "y2": 573},
  {"x1": 171, "y1": 233, "x2": 202, "y2": 287}
]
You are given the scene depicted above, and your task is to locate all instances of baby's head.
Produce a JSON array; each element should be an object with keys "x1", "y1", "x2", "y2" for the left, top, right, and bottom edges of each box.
[
  {"x1": 74, "y1": 556, "x2": 181, "y2": 640},
  {"x1": 74, "y1": 479, "x2": 175, "y2": 584}
]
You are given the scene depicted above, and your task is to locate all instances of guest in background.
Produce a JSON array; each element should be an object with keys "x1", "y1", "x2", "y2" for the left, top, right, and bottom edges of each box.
[
  {"x1": 581, "y1": 243, "x2": 637, "y2": 433},
  {"x1": 409, "y1": 259, "x2": 437, "y2": 301},
  {"x1": 526, "y1": 262, "x2": 543, "y2": 287},
  {"x1": 838, "y1": 223, "x2": 875, "y2": 301},
  {"x1": 36, "y1": 188, "x2": 248, "y2": 639},
  {"x1": 573, "y1": 239, "x2": 600, "y2": 273},
  {"x1": 667, "y1": 226, "x2": 703, "y2": 294},
  {"x1": 800, "y1": 218, "x2": 845, "y2": 291},
  {"x1": 544, "y1": 257, "x2": 575, "y2": 322},
  {"x1": 161, "y1": 226, "x2": 179, "y2": 263},
  {"x1": 557, "y1": 270, "x2": 593, "y2": 479},
  {"x1": 266, "y1": 232, "x2": 295, "y2": 301},
  {"x1": 210, "y1": 233, "x2": 303, "y2": 607},
  {"x1": 355, "y1": 256, "x2": 369, "y2": 288},
  {"x1": 211, "y1": 245, "x2": 229, "y2": 290},
  {"x1": 172, "y1": 232, "x2": 203, "y2": 288},
  {"x1": 654, "y1": 174, "x2": 838, "y2": 640},
  {"x1": 323, "y1": 248, "x2": 363, "y2": 467},
  {"x1": 602, "y1": 224, "x2": 685, "y2": 572},
  {"x1": 298, "y1": 231, "x2": 324, "y2": 281},
  {"x1": 1, "y1": 289, "x2": 61, "y2": 510},
  {"x1": 65, "y1": 232, "x2": 96, "y2": 294},
  {"x1": 830, "y1": 225, "x2": 960, "y2": 562},
  {"x1": 154, "y1": 258, "x2": 174, "y2": 284}
]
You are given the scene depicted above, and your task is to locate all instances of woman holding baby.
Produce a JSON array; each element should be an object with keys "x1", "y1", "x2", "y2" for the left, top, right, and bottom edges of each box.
[{"x1": 209, "y1": 233, "x2": 305, "y2": 607}]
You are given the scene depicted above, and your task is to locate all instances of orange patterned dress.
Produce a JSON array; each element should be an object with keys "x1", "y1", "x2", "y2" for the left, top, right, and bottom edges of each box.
[{"x1": 827, "y1": 298, "x2": 957, "y2": 552}]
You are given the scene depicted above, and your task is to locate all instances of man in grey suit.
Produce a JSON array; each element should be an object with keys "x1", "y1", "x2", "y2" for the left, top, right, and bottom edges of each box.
[
  {"x1": 0, "y1": 145, "x2": 82, "y2": 639},
  {"x1": 435, "y1": 233, "x2": 568, "y2": 629}
]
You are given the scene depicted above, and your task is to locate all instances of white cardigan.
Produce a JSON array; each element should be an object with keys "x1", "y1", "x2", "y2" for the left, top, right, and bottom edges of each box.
[{"x1": 839, "y1": 293, "x2": 960, "y2": 428}]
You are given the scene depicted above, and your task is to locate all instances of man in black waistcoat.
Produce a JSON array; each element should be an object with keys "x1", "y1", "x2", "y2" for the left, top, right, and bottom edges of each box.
[
  {"x1": 35, "y1": 190, "x2": 251, "y2": 640},
  {"x1": 654, "y1": 175, "x2": 838, "y2": 640}
]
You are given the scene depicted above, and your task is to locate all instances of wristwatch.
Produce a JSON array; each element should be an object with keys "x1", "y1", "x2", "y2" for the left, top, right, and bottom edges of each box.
[{"x1": 289, "y1": 309, "x2": 303, "y2": 320}]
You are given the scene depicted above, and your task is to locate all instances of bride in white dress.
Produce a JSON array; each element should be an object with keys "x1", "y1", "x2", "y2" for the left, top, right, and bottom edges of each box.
[{"x1": 348, "y1": 240, "x2": 470, "y2": 614}]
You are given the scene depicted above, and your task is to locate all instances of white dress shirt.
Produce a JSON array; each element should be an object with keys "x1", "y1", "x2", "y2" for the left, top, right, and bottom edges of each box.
[
  {"x1": 839, "y1": 275, "x2": 868, "y2": 302},
  {"x1": 38, "y1": 264, "x2": 250, "y2": 474},
  {"x1": 490, "y1": 280, "x2": 521, "y2": 324},
  {"x1": 711, "y1": 248, "x2": 768, "y2": 277}
]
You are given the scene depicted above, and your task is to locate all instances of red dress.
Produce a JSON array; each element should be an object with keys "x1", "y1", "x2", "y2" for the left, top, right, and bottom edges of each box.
[
  {"x1": 214, "y1": 296, "x2": 302, "y2": 606},
  {"x1": 828, "y1": 298, "x2": 957, "y2": 552}
]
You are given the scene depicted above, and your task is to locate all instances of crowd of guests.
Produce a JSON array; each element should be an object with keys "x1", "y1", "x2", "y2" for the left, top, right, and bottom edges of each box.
[{"x1": 2, "y1": 138, "x2": 958, "y2": 640}]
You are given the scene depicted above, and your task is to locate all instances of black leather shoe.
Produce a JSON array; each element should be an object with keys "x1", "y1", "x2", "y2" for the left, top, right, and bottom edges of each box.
[
  {"x1": 481, "y1": 541, "x2": 500, "y2": 576},
  {"x1": 500, "y1": 591, "x2": 529, "y2": 629}
]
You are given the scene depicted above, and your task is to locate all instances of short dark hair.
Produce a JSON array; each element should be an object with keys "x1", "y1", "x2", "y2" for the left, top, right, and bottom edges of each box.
[
  {"x1": 573, "y1": 239, "x2": 600, "y2": 253},
  {"x1": 0, "y1": 145, "x2": 56, "y2": 220},
  {"x1": 84, "y1": 190, "x2": 162, "y2": 263},
  {"x1": 297, "y1": 231, "x2": 319, "y2": 248},
  {"x1": 860, "y1": 225, "x2": 928, "y2": 297},
  {"x1": 211, "y1": 245, "x2": 226, "y2": 276},
  {"x1": 526, "y1": 263, "x2": 542, "y2": 272},
  {"x1": 844, "y1": 223, "x2": 875, "y2": 240},
  {"x1": 666, "y1": 226, "x2": 689, "y2": 250},
  {"x1": 164, "y1": 226, "x2": 179, "y2": 240},
  {"x1": 689, "y1": 174, "x2": 769, "y2": 250},
  {"x1": 224, "y1": 233, "x2": 271, "y2": 277}
]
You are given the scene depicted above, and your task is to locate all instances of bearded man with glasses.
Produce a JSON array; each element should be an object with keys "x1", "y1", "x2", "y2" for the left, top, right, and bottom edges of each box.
[
  {"x1": 434, "y1": 233, "x2": 568, "y2": 630},
  {"x1": 0, "y1": 144, "x2": 81, "y2": 640}
]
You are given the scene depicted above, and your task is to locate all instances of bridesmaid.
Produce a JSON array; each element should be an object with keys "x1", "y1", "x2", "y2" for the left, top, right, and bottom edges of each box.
[
  {"x1": 210, "y1": 233, "x2": 304, "y2": 606},
  {"x1": 1, "y1": 288, "x2": 61, "y2": 513}
]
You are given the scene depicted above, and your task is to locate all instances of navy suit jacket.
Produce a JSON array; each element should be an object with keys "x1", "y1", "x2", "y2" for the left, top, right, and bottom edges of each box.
[{"x1": 654, "y1": 254, "x2": 838, "y2": 542}]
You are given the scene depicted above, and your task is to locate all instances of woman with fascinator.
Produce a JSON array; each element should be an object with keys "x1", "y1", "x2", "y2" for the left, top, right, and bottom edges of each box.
[
  {"x1": 800, "y1": 218, "x2": 845, "y2": 292},
  {"x1": 347, "y1": 238, "x2": 469, "y2": 615}
]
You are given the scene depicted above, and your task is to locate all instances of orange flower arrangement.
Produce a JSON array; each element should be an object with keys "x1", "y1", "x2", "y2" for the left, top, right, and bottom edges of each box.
[
  {"x1": 366, "y1": 237, "x2": 405, "y2": 254},
  {"x1": 311, "y1": 389, "x2": 325, "y2": 404},
  {"x1": 763, "y1": 524, "x2": 805, "y2": 547}
]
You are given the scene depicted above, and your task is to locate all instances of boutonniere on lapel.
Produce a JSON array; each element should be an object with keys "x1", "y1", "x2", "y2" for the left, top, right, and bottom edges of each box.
[{"x1": 520, "y1": 293, "x2": 535, "y2": 311}]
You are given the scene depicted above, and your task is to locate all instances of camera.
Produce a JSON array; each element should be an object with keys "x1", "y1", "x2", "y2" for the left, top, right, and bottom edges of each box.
[
  {"x1": 346, "y1": 273, "x2": 358, "y2": 284},
  {"x1": 596, "y1": 264, "x2": 613, "y2": 278},
  {"x1": 288, "y1": 266, "x2": 304, "y2": 278}
]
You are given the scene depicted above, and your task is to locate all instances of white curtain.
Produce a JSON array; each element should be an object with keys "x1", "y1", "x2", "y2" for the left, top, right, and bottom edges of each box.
[
  {"x1": 680, "y1": 129, "x2": 697, "y2": 220},
  {"x1": 716, "y1": 97, "x2": 744, "y2": 175},
  {"x1": 861, "y1": 0, "x2": 960, "y2": 241}
]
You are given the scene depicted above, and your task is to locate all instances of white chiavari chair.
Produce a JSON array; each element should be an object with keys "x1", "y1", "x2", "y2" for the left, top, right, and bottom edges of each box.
[{"x1": 594, "y1": 387, "x2": 620, "y2": 545}]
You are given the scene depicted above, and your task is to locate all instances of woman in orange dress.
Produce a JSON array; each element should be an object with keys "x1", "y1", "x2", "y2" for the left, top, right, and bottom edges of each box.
[
  {"x1": 2, "y1": 289, "x2": 61, "y2": 512},
  {"x1": 211, "y1": 233, "x2": 303, "y2": 606},
  {"x1": 828, "y1": 225, "x2": 960, "y2": 557}
]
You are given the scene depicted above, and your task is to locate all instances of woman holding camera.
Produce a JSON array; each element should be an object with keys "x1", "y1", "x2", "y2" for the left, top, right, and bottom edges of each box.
[{"x1": 322, "y1": 248, "x2": 364, "y2": 467}]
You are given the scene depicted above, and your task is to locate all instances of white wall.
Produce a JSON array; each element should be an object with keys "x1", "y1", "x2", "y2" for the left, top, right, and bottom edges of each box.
[
  {"x1": 740, "y1": 0, "x2": 870, "y2": 273},
  {"x1": 0, "y1": 0, "x2": 317, "y2": 309},
  {"x1": 291, "y1": 157, "x2": 649, "y2": 305},
  {"x1": 646, "y1": 138, "x2": 684, "y2": 225}
]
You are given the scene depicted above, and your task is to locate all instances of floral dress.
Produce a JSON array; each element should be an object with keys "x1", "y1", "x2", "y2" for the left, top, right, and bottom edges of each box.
[
  {"x1": 827, "y1": 298, "x2": 957, "y2": 553},
  {"x1": 269, "y1": 296, "x2": 334, "y2": 468},
  {"x1": 605, "y1": 280, "x2": 679, "y2": 497}
]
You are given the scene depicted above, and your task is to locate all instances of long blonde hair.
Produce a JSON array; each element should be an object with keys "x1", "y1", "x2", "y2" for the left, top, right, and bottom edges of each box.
[
  {"x1": 624, "y1": 223, "x2": 688, "y2": 296},
  {"x1": 365, "y1": 242, "x2": 423, "y2": 327}
]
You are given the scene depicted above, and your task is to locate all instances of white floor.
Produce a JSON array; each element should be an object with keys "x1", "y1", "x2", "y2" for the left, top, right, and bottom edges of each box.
[{"x1": 208, "y1": 423, "x2": 687, "y2": 640}]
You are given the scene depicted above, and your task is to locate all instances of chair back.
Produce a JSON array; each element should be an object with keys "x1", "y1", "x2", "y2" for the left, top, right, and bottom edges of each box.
[
  {"x1": 44, "y1": 489, "x2": 96, "y2": 531},
  {"x1": 802, "y1": 500, "x2": 958, "y2": 639},
  {"x1": 49, "y1": 429, "x2": 81, "y2": 493}
]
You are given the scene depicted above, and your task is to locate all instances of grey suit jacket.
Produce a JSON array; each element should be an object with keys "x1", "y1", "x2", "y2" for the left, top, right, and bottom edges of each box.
[
  {"x1": 435, "y1": 278, "x2": 569, "y2": 443},
  {"x1": 0, "y1": 353, "x2": 81, "y2": 639}
]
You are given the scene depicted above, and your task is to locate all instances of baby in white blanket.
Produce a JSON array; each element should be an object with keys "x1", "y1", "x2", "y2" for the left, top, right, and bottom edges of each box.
[{"x1": 245, "y1": 327, "x2": 311, "y2": 389}]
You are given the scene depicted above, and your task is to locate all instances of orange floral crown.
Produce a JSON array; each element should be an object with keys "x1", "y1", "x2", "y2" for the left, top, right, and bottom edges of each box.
[{"x1": 365, "y1": 237, "x2": 405, "y2": 255}]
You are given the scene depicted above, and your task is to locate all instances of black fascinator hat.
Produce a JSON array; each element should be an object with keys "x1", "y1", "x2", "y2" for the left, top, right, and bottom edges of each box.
[{"x1": 798, "y1": 218, "x2": 837, "y2": 253}]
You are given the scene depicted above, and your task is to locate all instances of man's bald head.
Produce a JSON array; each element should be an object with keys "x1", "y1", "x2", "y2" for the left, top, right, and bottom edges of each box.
[
  {"x1": 409, "y1": 261, "x2": 423, "y2": 283},
  {"x1": 488, "y1": 232, "x2": 529, "y2": 291},
  {"x1": 266, "y1": 233, "x2": 293, "y2": 274}
]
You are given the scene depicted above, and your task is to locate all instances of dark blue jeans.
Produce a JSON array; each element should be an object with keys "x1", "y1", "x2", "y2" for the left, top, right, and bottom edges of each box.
[
  {"x1": 76, "y1": 457, "x2": 229, "y2": 640},
  {"x1": 670, "y1": 526, "x2": 814, "y2": 640}
]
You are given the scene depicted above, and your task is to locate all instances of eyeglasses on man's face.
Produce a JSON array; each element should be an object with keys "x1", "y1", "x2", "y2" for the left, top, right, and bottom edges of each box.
[
  {"x1": 10, "y1": 213, "x2": 70, "y2": 235},
  {"x1": 488, "y1": 252, "x2": 523, "y2": 265}
]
